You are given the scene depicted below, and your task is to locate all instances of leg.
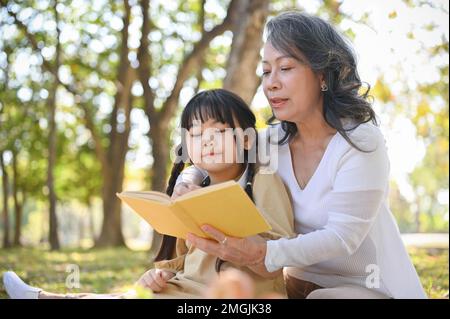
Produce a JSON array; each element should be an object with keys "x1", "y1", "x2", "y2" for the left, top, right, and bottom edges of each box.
[
  {"x1": 284, "y1": 274, "x2": 323, "y2": 299},
  {"x1": 306, "y1": 284, "x2": 390, "y2": 299},
  {"x1": 3, "y1": 271, "x2": 41, "y2": 299},
  {"x1": 38, "y1": 291, "x2": 127, "y2": 299},
  {"x1": 3, "y1": 271, "x2": 132, "y2": 299}
]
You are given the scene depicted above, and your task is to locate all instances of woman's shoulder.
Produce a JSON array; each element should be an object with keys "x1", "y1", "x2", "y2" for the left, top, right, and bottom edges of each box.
[{"x1": 340, "y1": 120, "x2": 385, "y2": 152}]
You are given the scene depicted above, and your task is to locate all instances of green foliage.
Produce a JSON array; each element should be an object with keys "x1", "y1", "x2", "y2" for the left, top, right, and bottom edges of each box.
[{"x1": 1, "y1": 0, "x2": 448, "y2": 245}]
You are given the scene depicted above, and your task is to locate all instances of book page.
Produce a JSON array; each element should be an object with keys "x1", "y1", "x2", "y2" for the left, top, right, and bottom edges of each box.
[
  {"x1": 119, "y1": 191, "x2": 171, "y2": 205},
  {"x1": 174, "y1": 180, "x2": 236, "y2": 202},
  {"x1": 117, "y1": 193, "x2": 191, "y2": 238},
  {"x1": 174, "y1": 182, "x2": 271, "y2": 238}
]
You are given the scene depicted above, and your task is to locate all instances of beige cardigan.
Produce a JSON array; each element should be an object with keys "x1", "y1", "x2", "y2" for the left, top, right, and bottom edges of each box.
[{"x1": 152, "y1": 170, "x2": 295, "y2": 299}]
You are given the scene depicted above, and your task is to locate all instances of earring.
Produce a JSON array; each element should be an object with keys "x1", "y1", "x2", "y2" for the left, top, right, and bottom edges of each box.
[{"x1": 321, "y1": 83, "x2": 328, "y2": 92}]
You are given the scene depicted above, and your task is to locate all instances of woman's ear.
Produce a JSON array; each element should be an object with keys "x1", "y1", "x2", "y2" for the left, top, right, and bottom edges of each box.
[{"x1": 318, "y1": 72, "x2": 325, "y2": 84}]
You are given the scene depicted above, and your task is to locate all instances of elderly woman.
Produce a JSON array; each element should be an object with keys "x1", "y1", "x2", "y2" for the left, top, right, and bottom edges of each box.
[{"x1": 175, "y1": 11, "x2": 426, "y2": 299}]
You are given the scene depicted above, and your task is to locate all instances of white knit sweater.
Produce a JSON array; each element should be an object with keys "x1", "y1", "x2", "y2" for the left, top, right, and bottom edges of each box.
[{"x1": 177, "y1": 123, "x2": 426, "y2": 299}]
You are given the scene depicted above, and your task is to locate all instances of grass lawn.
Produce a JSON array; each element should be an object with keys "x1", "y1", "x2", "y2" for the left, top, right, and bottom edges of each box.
[
  {"x1": 0, "y1": 247, "x2": 151, "y2": 299},
  {"x1": 0, "y1": 246, "x2": 448, "y2": 299}
]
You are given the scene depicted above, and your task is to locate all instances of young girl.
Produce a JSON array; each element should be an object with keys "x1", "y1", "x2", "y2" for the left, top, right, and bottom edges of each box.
[{"x1": 3, "y1": 89, "x2": 295, "y2": 299}]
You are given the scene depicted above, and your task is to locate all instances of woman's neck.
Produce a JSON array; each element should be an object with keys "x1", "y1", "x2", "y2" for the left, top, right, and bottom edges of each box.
[
  {"x1": 293, "y1": 111, "x2": 337, "y2": 144},
  {"x1": 207, "y1": 164, "x2": 246, "y2": 185}
]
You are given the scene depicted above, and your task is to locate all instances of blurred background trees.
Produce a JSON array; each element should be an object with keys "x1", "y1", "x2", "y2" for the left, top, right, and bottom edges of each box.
[{"x1": 0, "y1": 0, "x2": 448, "y2": 250}]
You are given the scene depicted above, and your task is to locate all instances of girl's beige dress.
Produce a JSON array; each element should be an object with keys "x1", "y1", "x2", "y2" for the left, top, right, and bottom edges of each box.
[
  {"x1": 152, "y1": 169, "x2": 295, "y2": 299},
  {"x1": 37, "y1": 168, "x2": 294, "y2": 299}
]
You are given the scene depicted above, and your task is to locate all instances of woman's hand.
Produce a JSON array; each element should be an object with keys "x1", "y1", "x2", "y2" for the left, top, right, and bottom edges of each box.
[
  {"x1": 187, "y1": 225, "x2": 275, "y2": 277},
  {"x1": 136, "y1": 269, "x2": 175, "y2": 292},
  {"x1": 171, "y1": 182, "x2": 202, "y2": 200}
]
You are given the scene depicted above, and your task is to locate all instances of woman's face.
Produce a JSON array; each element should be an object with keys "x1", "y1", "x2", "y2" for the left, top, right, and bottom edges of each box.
[{"x1": 262, "y1": 43, "x2": 323, "y2": 123}]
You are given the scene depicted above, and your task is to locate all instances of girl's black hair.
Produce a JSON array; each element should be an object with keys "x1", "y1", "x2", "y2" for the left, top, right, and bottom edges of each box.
[
  {"x1": 265, "y1": 11, "x2": 377, "y2": 150},
  {"x1": 154, "y1": 89, "x2": 258, "y2": 273}
]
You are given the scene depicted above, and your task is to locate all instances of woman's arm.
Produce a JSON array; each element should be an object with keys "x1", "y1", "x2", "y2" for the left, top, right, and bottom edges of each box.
[
  {"x1": 265, "y1": 129, "x2": 390, "y2": 271},
  {"x1": 187, "y1": 226, "x2": 278, "y2": 278},
  {"x1": 188, "y1": 127, "x2": 390, "y2": 273}
]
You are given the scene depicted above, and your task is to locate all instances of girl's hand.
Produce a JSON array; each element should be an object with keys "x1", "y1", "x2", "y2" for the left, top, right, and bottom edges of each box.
[
  {"x1": 171, "y1": 182, "x2": 202, "y2": 200},
  {"x1": 187, "y1": 225, "x2": 268, "y2": 270},
  {"x1": 136, "y1": 269, "x2": 175, "y2": 292}
]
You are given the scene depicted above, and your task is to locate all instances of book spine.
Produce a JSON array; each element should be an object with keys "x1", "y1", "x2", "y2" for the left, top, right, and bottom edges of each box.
[{"x1": 171, "y1": 203, "x2": 205, "y2": 238}]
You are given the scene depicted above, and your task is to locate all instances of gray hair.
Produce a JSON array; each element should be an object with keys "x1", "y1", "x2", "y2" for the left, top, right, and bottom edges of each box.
[{"x1": 266, "y1": 11, "x2": 377, "y2": 151}]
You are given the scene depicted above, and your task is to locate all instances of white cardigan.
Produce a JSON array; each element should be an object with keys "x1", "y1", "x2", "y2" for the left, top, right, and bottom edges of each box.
[{"x1": 177, "y1": 123, "x2": 426, "y2": 299}]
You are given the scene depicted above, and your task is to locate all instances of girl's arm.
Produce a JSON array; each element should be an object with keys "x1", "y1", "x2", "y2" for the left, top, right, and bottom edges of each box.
[
  {"x1": 172, "y1": 166, "x2": 207, "y2": 199},
  {"x1": 175, "y1": 165, "x2": 207, "y2": 185}
]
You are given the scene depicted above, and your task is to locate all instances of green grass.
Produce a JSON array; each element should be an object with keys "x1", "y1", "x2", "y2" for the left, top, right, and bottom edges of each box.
[
  {"x1": 409, "y1": 247, "x2": 449, "y2": 299},
  {"x1": 0, "y1": 247, "x2": 448, "y2": 299},
  {"x1": 0, "y1": 247, "x2": 151, "y2": 299}
]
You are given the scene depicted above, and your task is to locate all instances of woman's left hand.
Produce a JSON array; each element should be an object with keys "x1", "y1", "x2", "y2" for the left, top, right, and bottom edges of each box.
[{"x1": 186, "y1": 225, "x2": 267, "y2": 267}]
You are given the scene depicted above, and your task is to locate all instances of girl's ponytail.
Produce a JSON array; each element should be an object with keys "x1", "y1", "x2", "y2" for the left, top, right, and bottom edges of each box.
[
  {"x1": 244, "y1": 162, "x2": 255, "y2": 202},
  {"x1": 154, "y1": 145, "x2": 185, "y2": 262}
]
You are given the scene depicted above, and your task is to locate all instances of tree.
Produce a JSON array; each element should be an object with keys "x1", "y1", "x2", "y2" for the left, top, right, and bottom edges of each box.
[
  {"x1": 135, "y1": 0, "x2": 270, "y2": 254},
  {"x1": 46, "y1": 0, "x2": 61, "y2": 250},
  {"x1": 3, "y1": 0, "x2": 134, "y2": 246},
  {"x1": 0, "y1": 151, "x2": 11, "y2": 248},
  {"x1": 223, "y1": 0, "x2": 269, "y2": 105},
  {"x1": 138, "y1": 0, "x2": 236, "y2": 193}
]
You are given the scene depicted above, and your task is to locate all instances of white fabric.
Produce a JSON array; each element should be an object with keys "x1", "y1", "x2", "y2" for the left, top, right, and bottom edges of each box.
[
  {"x1": 177, "y1": 165, "x2": 247, "y2": 188},
  {"x1": 3, "y1": 271, "x2": 41, "y2": 299},
  {"x1": 176, "y1": 123, "x2": 426, "y2": 299},
  {"x1": 176, "y1": 165, "x2": 207, "y2": 186}
]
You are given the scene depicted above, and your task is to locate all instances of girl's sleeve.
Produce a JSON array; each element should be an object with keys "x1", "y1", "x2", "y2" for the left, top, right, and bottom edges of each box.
[
  {"x1": 264, "y1": 127, "x2": 390, "y2": 272},
  {"x1": 253, "y1": 172, "x2": 296, "y2": 241},
  {"x1": 175, "y1": 166, "x2": 207, "y2": 186},
  {"x1": 153, "y1": 239, "x2": 190, "y2": 273}
]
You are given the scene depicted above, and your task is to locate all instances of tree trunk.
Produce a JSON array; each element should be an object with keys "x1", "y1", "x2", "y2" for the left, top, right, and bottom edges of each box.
[
  {"x1": 147, "y1": 123, "x2": 170, "y2": 255},
  {"x1": 0, "y1": 152, "x2": 11, "y2": 248},
  {"x1": 87, "y1": 200, "x2": 96, "y2": 244},
  {"x1": 94, "y1": 1, "x2": 133, "y2": 247},
  {"x1": 149, "y1": 123, "x2": 171, "y2": 192},
  {"x1": 11, "y1": 151, "x2": 22, "y2": 246},
  {"x1": 223, "y1": 0, "x2": 270, "y2": 105},
  {"x1": 47, "y1": 78, "x2": 60, "y2": 250},
  {"x1": 137, "y1": 0, "x2": 239, "y2": 256},
  {"x1": 96, "y1": 164, "x2": 126, "y2": 247},
  {"x1": 415, "y1": 196, "x2": 421, "y2": 233}
]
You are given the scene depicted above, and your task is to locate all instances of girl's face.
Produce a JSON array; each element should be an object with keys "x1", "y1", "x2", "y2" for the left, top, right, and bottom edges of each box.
[
  {"x1": 262, "y1": 43, "x2": 323, "y2": 123},
  {"x1": 185, "y1": 118, "x2": 243, "y2": 174}
]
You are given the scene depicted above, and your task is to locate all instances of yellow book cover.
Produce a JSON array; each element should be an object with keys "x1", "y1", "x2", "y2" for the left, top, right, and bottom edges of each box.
[{"x1": 116, "y1": 180, "x2": 271, "y2": 240}]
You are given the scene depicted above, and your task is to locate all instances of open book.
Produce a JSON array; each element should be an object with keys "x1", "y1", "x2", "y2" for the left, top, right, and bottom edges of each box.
[{"x1": 117, "y1": 180, "x2": 271, "y2": 240}]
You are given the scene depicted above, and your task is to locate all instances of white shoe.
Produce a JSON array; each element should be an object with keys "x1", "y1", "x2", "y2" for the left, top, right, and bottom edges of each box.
[{"x1": 3, "y1": 271, "x2": 41, "y2": 299}]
